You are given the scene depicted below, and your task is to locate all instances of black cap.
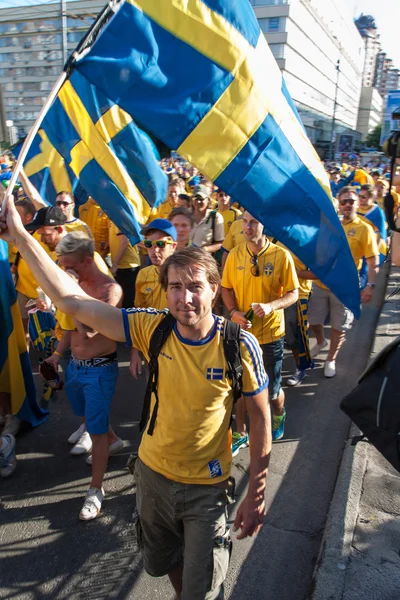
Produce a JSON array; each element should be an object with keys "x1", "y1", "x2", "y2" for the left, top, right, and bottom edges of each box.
[{"x1": 25, "y1": 206, "x2": 67, "y2": 232}]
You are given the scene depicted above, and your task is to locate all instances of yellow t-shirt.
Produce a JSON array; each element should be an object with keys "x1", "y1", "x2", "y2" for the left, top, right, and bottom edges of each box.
[
  {"x1": 222, "y1": 241, "x2": 299, "y2": 344},
  {"x1": 65, "y1": 218, "x2": 93, "y2": 238},
  {"x1": 16, "y1": 232, "x2": 49, "y2": 299},
  {"x1": 122, "y1": 310, "x2": 268, "y2": 484},
  {"x1": 221, "y1": 218, "x2": 244, "y2": 253},
  {"x1": 357, "y1": 205, "x2": 387, "y2": 257},
  {"x1": 109, "y1": 222, "x2": 140, "y2": 269},
  {"x1": 79, "y1": 200, "x2": 110, "y2": 254},
  {"x1": 218, "y1": 206, "x2": 242, "y2": 237},
  {"x1": 376, "y1": 189, "x2": 399, "y2": 214},
  {"x1": 135, "y1": 265, "x2": 167, "y2": 310},
  {"x1": 315, "y1": 216, "x2": 379, "y2": 290}
]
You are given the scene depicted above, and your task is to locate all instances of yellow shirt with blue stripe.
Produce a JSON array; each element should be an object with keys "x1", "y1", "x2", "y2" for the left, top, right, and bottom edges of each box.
[
  {"x1": 122, "y1": 310, "x2": 268, "y2": 484},
  {"x1": 222, "y1": 241, "x2": 299, "y2": 344},
  {"x1": 109, "y1": 222, "x2": 140, "y2": 269},
  {"x1": 135, "y1": 265, "x2": 168, "y2": 310}
]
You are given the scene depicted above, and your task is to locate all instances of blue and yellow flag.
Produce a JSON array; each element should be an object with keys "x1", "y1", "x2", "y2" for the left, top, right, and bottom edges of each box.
[
  {"x1": 16, "y1": 70, "x2": 168, "y2": 244},
  {"x1": 0, "y1": 240, "x2": 48, "y2": 426},
  {"x1": 75, "y1": 0, "x2": 360, "y2": 315}
]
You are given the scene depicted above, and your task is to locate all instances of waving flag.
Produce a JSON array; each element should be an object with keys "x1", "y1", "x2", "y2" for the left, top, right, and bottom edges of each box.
[
  {"x1": 73, "y1": 0, "x2": 360, "y2": 314},
  {"x1": 0, "y1": 240, "x2": 48, "y2": 427},
  {"x1": 15, "y1": 69, "x2": 168, "y2": 244}
]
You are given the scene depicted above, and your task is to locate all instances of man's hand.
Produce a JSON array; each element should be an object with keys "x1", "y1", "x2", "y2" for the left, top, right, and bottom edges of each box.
[
  {"x1": 231, "y1": 310, "x2": 252, "y2": 330},
  {"x1": 252, "y1": 303, "x2": 272, "y2": 318},
  {"x1": 129, "y1": 347, "x2": 143, "y2": 379},
  {"x1": 361, "y1": 286, "x2": 374, "y2": 304},
  {"x1": 110, "y1": 265, "x2": 118, "y2": 277},
  {"x1": 43, "y1": 353, "x2": 60, "y2": 373},
  {"x1": 233, "y1": 493, "x2": 266, "y2": 539},
  {"x1": 0, "y1": 193, "x2": 26, "y2": 245}
]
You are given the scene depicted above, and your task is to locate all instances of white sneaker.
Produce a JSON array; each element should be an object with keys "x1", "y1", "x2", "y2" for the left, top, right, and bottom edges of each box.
[
  {"x1": 324, "y1": 360, "x2": 336, "y2": 378},
  {"x1": 86, "y1": 438, "x2": 124, "y2": 465},
  {"x1": 79, "y1": 487, "x2": 104, "y2": 521},
  {"x1": 2, "y1": 415, "x2": 21, "y2": 437},
  {"x1": 311, "y1": 338, "x2": 328, "y2": 359},
  {"x1": 68, "y1": 423, "x2": 86, "y2": 445},
  {"x1": 0, "y1": 434, "x2": 17, "y2": 478},
  {"x1": 70, "y1": 431, "x2": 92, "y2": 455}
]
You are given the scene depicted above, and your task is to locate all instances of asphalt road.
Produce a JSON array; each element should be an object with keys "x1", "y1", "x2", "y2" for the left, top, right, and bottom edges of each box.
[{"x1": 0, "y1": 317, "x2": 373, "y2": 600}]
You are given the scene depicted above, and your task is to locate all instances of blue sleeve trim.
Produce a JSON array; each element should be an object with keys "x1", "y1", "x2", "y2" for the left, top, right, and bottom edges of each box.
[
  {"x1": 240, "y1": 331, "x2": 266, "y2": 388},
  {"x1": 221, "y1": 246, "x2": 229, "y2": 253},
  {"x1": 242, "y1": 381, "x2": 269, "y2": 397},
  {"x1": 121, "y1": 308, "x2": 132, "y2": 347}
]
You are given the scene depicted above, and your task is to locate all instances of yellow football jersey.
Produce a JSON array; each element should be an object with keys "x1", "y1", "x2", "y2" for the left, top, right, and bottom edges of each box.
[
  {"x1": 316, "y1": 216, "x2": 379, "y2": 290},
  {"x1": 218, "y1": 206, "x2": 242, "y2": 237},
  {"x1": 64, "y1": 218, "x2": 93, "y2": 238},
  {"x1": 16, "y1": 232, "x2": 49, "y2": 299},
  {"x1": 135, "y1": 265, "x2": 167, "y2": 309},
  {"x1": 222, "y1": 241, "x2": 299, "y2": 344},
  {"x1": 122, "y1": 310, "x2": 267, "y2": 484},
  {"x1": 276, "y1": 243, "x2": 312, "y2": 300},
  {"x1": 79, "y1": 199, "x2": 110, "y2": 254},
  {"x1": 221, "y1": 218, "x2": 244, "y2": 252}
]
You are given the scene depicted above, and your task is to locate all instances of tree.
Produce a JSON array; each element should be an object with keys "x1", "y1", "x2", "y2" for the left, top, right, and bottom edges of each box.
[
  {"x1": 354, "y1": 14, "x2": 377, "y2": 34},
  {"x1": 365, "y1": 124, "x2": 382, "y2": 149}
]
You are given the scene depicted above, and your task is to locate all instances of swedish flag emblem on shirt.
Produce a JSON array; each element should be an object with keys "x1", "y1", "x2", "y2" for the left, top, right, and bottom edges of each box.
[{"x1": 207, "y1": 368, "x2": 224, "y2": 381}]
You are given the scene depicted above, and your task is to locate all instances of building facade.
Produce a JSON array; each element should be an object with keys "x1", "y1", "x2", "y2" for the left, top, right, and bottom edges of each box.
[
  {"x1": 375, "y1": 52, "x2": 400, "y2": 101},
  {"x1": 0, "y1": 0, "x2": 105, "y2": 140},
  {"x1": 356, "y1": 86, "x2": 383, "y2": 140},
  {"x1": 250, "y1": 0, "x2": 364, "y2": 155}
]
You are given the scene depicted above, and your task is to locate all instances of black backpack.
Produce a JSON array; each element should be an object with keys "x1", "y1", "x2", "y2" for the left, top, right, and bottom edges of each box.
[
  {"x1": 340, "y1": 336, "x2": 400, "y2": 472},
  {"x1": 140, "y1": 313, "x2": 243, "y2": 436}
]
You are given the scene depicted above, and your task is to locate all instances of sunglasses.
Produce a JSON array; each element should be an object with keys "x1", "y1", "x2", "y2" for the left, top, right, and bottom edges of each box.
[
  {"x1": 143, "y1": 239, "x2": 174, "y2": 249},
  {"x1": 250, "y1": 254, "x2": 259, "y2": 277},
  {"x1": 339, "y1": 198, "x2": 356, "y2": 206},
  {"x1": 56, "y1": 201, "x2": 73, "y2": 207}
]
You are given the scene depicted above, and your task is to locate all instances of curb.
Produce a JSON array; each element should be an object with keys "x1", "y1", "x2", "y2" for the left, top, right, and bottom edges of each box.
[{"x1": 308, "y1": 261, "x2": 390, "y2": 600}]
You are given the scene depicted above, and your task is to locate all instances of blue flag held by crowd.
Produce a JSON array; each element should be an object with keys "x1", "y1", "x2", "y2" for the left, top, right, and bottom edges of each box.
[
  {"x1": 0, "y1": 240, "x2": 48, "y2": 427},
  {"x1": 71, "y1": 0, "x2": 360, "y2": 315}
]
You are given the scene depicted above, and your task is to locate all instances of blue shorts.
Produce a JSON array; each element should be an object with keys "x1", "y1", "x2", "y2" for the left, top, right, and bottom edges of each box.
[
  {"x1": 65, "y1": 360, "x2": 118, "y2": 435},
  {"x1": 260, "y1": 338, "x2": 284, "y2": 401}
]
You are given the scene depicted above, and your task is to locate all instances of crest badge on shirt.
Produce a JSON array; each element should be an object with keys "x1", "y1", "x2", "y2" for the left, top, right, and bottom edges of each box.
[
  {"x1": 145, "y1": 287, "x2": 153, "y2": 293},
  {"x1": 264, "y1": 262, "x2": 274, "y2": 276},
  {"x1": 347, "y1": 228, "x2": 356, "y2": 238},
  {"x1": 208, "y1": 459, "x2": 223, "y2": 478}
]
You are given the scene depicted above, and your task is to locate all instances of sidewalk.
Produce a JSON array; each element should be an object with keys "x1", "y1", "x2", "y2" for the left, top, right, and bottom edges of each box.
[{"x1": 311, "y1": 264, "x2": 400, "y2": 600}]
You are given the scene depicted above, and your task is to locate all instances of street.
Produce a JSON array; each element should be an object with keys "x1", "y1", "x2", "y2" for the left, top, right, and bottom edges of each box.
[{"x1": 0, "y1": 314, "x2": 374, "y2": 600}]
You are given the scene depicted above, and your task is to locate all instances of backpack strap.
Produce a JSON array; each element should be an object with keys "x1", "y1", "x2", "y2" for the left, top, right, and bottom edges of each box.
[
  {"x1": 140, "y1": 312, "x2": 176, "y2": 435},
  {"x1": 223, "y1": 319, "x2": 243, "y2": 404},
  {"x1": 206, "y1": 209, "x2": 217, "y2": 243}
]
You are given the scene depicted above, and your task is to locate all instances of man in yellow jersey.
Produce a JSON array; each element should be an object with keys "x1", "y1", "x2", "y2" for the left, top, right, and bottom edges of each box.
[
  {"x1": 19, "y1": 169, "x2": 92, "y2": 238},
  {"x1": 221, "y1": 211, "x2": 299, "y2": 445},
  {"x1": 152, "y1": 178, "x2": 184, "y2": 221},
  {"x1": 2, "y1": 202, "x2": 271, "y2": 600},
  {"x1": 109, "y1": 221, "x2": 140, "y2": 308},
  {"x1": 308, "y1": 186, "x2": 379, "y2": 378},
  {"x1": 216, "y1": 189, "x2": 241, "y2": 237},
  {"x1": 129, "y1": 219, "x2": 177, "y2": 378},
  {"x1": 78, "y1": 197, "x2": 110, "y2": 257},
  {"x1": 169, "y1": 207, "x2": 194, "y2": 251}
]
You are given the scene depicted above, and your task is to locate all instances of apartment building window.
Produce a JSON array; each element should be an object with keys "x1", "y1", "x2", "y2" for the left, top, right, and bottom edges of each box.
[
  {"x1": 67, "y1": 31, "x2": 85, "y2": 43},
  {"x1": 250, "y1": 0, "x2": 287, "y2": 5},
  {"x1": 258, "y1": 17, "x2": 283, "y2": 33},
  {"x1": 269, "y1": 44, "x2": 284, "y2": 59},
  {"x1": 67, "y1": 16, "x2": 95, "y2": 29}
]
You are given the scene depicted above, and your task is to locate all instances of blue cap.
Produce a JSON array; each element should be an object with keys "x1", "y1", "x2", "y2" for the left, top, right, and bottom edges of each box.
[
  {"x1": 1, "y1": 163, "x2": 9, "y2": 171},
  {"x1": 141, "y1": 218, "x2": 177, "y2": 241}
]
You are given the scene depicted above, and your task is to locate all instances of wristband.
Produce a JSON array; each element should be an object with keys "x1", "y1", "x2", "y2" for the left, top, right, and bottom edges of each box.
[
  {"x1": 53, "y1": 350, "x2": 63, "y2": 358},
  {"x1": 229, "y1": 308, "x2": 237, "y2": 317},
  {"x1": 366, "y1": 283, "x2": 375, "y2": 288}
]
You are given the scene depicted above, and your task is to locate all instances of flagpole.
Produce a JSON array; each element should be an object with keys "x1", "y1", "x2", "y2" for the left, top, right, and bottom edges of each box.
[{"x1": 0, "y1": 0, "x2": 124, "y2": 217}]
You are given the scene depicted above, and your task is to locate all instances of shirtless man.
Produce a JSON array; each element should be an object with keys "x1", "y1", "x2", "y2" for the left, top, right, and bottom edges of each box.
[{"x1": 44, "y1": 231, "x2": 123, "y2": 520}]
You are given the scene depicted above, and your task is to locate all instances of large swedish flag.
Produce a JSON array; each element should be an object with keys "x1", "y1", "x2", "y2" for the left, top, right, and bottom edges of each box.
[
  {"x1": 16, "y1": 70, "x2": 168, "y2": 244},
  {"x1": 75, "y1": 0, "x2": 360, "y2": 315},
  {"x1": 0, "y1": 240, "x2": 48, "y2": 427}
]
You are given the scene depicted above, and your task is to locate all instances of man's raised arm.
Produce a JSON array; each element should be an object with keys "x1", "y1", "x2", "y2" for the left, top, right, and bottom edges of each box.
[{"x1": 0, "y1": 196, "x2": 126, "y2": 342}]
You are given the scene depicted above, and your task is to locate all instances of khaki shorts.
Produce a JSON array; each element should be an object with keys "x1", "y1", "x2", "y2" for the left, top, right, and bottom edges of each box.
[
  {"x1": 308, "y1": 284, "x2": 354, "y2": 332},
  {"x1": 134, "y1": 458, "x2": 233, "y2": 600},
  {"x1": 17, "y1": 291, "x2": 33, "y2": 320}
]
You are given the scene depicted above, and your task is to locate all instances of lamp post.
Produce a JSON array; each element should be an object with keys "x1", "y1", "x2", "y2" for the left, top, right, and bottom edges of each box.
[{"x1": 329, "y1": 58, "x2": 340, "y2": 160}]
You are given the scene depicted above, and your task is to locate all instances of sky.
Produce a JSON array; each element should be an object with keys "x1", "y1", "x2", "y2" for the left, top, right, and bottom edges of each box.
[{"x1": 0, "y1": 0, "x2": 399, "y2": 67}]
